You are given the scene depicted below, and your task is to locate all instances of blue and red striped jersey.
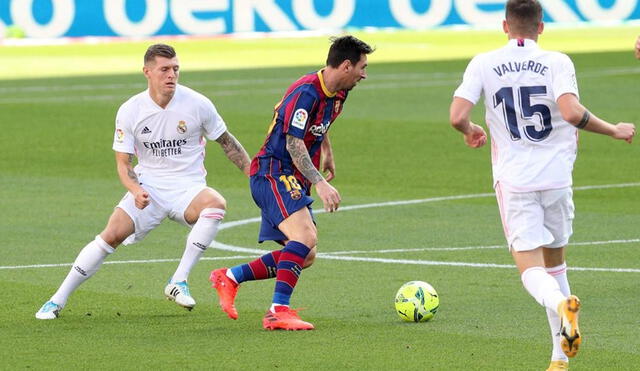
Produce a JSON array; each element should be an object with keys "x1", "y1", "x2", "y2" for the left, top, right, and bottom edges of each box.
[{"x1": 250, "y1": 70, "x2": 348, "y2": 190}]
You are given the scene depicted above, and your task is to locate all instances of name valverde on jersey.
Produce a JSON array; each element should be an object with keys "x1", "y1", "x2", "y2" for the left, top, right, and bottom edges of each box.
[
  {"x1": 454, "y1": 38, "x2": 580, "y2": 192},
  {"x1": 250, "y1": 70, "x2": 347, "y2": 191},
  {"x1": 112, "y1": 84, "x2": 227, "y2": 187}
]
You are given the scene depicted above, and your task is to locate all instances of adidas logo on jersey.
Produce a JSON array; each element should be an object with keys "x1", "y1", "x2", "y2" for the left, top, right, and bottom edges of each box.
[{"x1": 141, "y1": 127, "x2": 152, "y2": 134}]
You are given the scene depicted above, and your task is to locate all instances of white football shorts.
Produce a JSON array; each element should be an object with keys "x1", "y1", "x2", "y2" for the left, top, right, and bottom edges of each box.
[
  {"x1": 495, "y1": 184, "x2": 574, "y2": 252},
  {"x1": 117, "y1": 182, "x2": 208, "y2": 245}
]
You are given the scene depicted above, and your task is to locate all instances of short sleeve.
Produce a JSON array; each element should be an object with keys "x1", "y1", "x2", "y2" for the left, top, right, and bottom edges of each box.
[
  {"x1": 283, "y1": 90, "x2": 318, "y2": 139},
  {"x1": 202, "y1": 99, "x2": 228, "y2": 141},
  {"x1": 112, "y1": 104, "x2": 135, "y2": 154},
  {"x1": 453, "y1": 55, "x2": 483, "y2": 104},
  {"x1": 552, "y1": 53, "x2": 579, "y2": 101}
]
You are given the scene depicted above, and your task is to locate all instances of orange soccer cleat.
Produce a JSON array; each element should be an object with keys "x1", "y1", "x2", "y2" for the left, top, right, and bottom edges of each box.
[
  {"x1": 262, "y1": 307, "x2": 314, "y2": 331},
  {"x1": 209, "y1": 268, "x2": 239, "y2": 320},
  {"x1": 546, "y1": 360, "x2": 569, "y2": 371},
  {"x1": 559, "y1": 295, "x2": 582, "y2": 358}
]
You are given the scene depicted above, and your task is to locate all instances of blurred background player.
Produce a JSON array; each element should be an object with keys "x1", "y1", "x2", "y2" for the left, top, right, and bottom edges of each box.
[
  {"x1": 449, "y1": 1, "x2": 635, "y2": 369},
  {"x1": 635, "y1": 35, "x2": 640, "y2": 59},
  {"x1": 210, "y1": 35, "x2": 373, "y2": 330},
  {"x1": 36, "y1": 44, "x2": 251, "y2": 319}
]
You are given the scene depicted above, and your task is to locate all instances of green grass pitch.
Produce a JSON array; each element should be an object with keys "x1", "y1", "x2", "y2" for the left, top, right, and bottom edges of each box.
[{"x1": 1, "y1": 27, "x2": 639, "y2": 370}]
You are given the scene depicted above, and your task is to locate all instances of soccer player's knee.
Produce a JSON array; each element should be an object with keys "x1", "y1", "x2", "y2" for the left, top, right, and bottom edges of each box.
[
  {"x1": 203, "y1": 189, "x2": 226, "y2": 210},
  {"x1": 303, "y1": 246, "x2": 317, "y2": 268},
  {"x1": 99, "y1": 231, "x2": 122, "y2": 249},
  {"x1": 300, "y1": 227, "x2": 317, "y2": 248}
]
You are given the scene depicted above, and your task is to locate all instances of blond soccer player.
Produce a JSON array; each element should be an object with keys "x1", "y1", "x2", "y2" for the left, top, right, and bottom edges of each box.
[{"x1": 36, "y1": 44, "x2": 251, "y2": 319}]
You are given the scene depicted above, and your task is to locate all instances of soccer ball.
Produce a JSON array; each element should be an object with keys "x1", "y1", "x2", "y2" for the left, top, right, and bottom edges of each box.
[{"x1": 394, "y1": 281, "x2": 439, "y2": 322}]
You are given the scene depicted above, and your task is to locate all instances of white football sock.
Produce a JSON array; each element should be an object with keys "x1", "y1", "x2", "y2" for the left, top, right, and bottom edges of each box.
[
  {"x1": 521, "y1": 266, "x2": 565, "y2": 314},
  {"x1": 50, "y1": 235, "x2": 114, "y2": 307},
  {"x1": 171, "y1": 208, "x2": 224, "y2": 282},
  {"x1": 546, "y1": 262, "x2": 571, "y2": 361},
  {"x1": 546, "y1": 262, "x2": 571, "y2": 296}
]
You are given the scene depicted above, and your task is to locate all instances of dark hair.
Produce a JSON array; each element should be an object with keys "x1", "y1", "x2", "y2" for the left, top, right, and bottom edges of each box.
[
  {"x1": 326, "y1": 35, "x2": 374, "y2": 68},
  {"x1": 144, "y1": 44, "x2": 176, "y2": 65},
  {"x1": 505, "y1": 0, "x2": 543, "y2": 35}
]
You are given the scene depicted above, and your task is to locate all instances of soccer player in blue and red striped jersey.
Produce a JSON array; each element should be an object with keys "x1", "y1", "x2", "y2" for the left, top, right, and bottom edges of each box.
[{"x1": 210, "y1": 35, "x2": 373, "y2": 330}]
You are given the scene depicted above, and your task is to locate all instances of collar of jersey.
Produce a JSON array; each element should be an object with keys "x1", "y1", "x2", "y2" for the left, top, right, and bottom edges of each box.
[
  {"x1": 507, "y1": 38, "x2": 538, "y2": 49},
  {"x1": 146, "y1": 85, "x2": 178, "y2": 110},
  {"x1": 317, "y1": 69, "x2": 337, "y2": 98}
]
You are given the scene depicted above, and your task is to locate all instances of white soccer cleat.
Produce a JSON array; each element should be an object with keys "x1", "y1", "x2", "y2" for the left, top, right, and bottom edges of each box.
[
  {"x1": 164, "y1": 280, "x2": 196, "y2": 310},
  {"x1": 35, "y1": 301, "x2": 63, "y2": 320}
]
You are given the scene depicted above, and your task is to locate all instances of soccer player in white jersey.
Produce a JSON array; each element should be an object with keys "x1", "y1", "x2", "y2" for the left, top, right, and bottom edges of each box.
[
  {"x1": 449, "y1": 1, "x2": 635, "y2": 370},
  {"x1": 36, "y1": 44, "x2": 251, "y2": 319}
]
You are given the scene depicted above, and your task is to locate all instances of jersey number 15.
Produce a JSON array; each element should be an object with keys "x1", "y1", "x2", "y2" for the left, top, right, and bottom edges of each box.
[{"x1": 494, "y1": 85, "x2": 552, "y2": 141}]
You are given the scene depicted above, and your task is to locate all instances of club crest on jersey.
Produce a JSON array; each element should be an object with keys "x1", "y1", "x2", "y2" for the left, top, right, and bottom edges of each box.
[
  {"x1": 291, "y1": 109, "x2": 308, "y2": 130},
  {"x1": 334, "y1": 100, "x2": 341, "y2": 113},
  {"x1": 290, "y1": 189, "x2": 302, "y2": 200},
  {"x1": 115, "y1": 128, "x2": 125, "y2": 143},
  {"x1": 177, "y1": 121, "x2": 187, "y2": 134}
]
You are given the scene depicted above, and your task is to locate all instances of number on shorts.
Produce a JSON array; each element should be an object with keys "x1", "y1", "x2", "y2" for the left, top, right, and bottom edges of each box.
[{"x1": 279, "y1": 175, "x2": 302, "y2": 191}]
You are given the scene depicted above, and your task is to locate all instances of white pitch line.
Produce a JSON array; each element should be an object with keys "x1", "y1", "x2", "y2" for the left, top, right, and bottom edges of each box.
[
  {"x1": 218, "y1": 182, "x2": 640, "y2": 230},
  {"x1": 217, "y1": 192, "x2": 497, "y2": 230},
  {"x1": 0, "y1": 255, "x2": 256, "y2": 271},
  {"x1": 321, "y1": 238, "x2": 640, "y2": 255},
  {"x1": 208, "y1": 241, "x2": 640, "y2": 274},
  {"x1": 318, "y1": 255, "x2": 640, "y2": 273},
  {"x1": 2, "y1": 183, "x2": 638, "y2": 272}
]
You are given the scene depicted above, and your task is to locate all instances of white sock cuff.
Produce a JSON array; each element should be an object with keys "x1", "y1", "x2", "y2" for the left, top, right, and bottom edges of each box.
[
  {"x1": 200, "y1": 208, "x2": 225, "y2": 220},
  {"x1": 94, "y1": 235, "x2": 115, "y2": 254},
  {"x1": 545, "y1": 262, "x2": 567, "y2": 277}
]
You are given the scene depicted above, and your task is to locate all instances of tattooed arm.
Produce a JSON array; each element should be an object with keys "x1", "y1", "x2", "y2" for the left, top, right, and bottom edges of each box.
[
  {"x1": 216, "y1": 130, "x2": 251, "y2": 176},
  {"x1": 286, "y1": 135, "x2": 323, "y2": 184},
  {"x1": 115, "y1": 151, "x2": 149, "y2": 209},
  {"x1": 286, "y1": 135, "x2": 341, "y2": 212}
]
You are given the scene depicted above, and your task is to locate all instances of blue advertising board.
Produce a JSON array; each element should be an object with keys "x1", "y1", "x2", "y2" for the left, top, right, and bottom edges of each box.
[{"x1": 1, "y1": 0, "x2": 639, "y2": 38}]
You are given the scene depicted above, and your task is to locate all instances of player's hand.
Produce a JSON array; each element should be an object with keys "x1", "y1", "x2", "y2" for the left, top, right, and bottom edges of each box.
[
  {"x1": 464, "y1": 123, "x2": 488, "y2": 148},
  {"x1": 322, "y1": 156, "x2": 336, "y2": 182},
  {"x1": 613, "y1": 122, "x2": 636, "y2": 143},
  {"x1": 315, "y1": 179, "x2": 341, "y2": 212},
  {"x1": 134, "y1": 190, "x2": 150, "y2": 209}
]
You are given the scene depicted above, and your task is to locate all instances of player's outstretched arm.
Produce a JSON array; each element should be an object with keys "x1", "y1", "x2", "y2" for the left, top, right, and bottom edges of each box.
[
  {"x1": 450, "y1": 97, "x2": 487, "y2": 148},
  {"x1": 557, "y1": 93, "x2": 636, "y2": 143},
  {"x1": 320, "y1": 134, "x2": 335, "y2": 182},
  {"x1": 286, "y1": 135, "x2": 341, "y2": 212},
  {"x1": 114, "y1": 151, "x2": 149, "y2": 209},
  {"x1": 215, "y1": 130, "x2": 251, "y2": 176}
]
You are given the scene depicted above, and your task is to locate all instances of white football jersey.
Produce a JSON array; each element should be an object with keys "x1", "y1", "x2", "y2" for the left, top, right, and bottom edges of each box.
[
  {"x1": 454, "y1": 38, "x2": 580, "y2": 192},
  {"x1": 112, "y1": 84, "x2": 227, "y2": 187}
]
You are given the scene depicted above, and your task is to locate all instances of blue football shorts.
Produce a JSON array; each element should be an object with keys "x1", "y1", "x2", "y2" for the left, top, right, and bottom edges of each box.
[{"x1": 250, "y1": 174, "x2": 314, "y2": 243}]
